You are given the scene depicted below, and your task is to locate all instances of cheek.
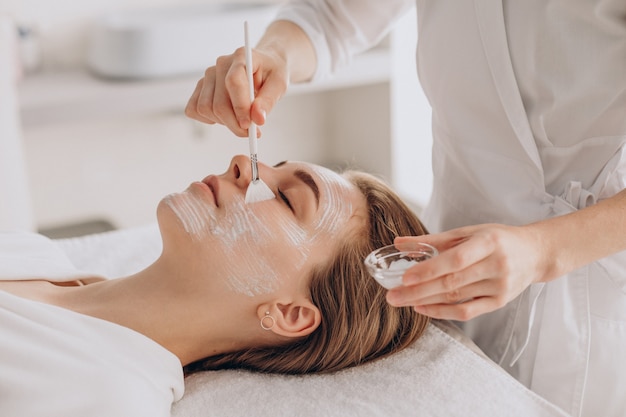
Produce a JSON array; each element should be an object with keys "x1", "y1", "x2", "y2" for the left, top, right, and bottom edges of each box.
[
  {"x1": 213, "y1": 207, "x2": 312, "y2": 297},
  {"x1": 163, "y1": 190, "x2": 321, "y2": 297},
  {"x1": 221, "y1": 245, "x2": 307, "y2": 297}
]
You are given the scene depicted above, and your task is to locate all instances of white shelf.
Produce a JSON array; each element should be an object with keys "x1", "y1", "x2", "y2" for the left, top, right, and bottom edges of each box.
[{"x1": 18, "y1": 48, "x2": 390, "y2": 128}]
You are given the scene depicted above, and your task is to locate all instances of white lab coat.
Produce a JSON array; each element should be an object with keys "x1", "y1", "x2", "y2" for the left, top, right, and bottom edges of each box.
[{"x1": 278, "y1": 1, "x2": 626, "y2": 416}]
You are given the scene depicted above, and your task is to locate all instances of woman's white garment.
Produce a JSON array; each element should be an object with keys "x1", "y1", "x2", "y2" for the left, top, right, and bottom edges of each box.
[
  {"x1": 277, "y1": 1, "x2": 626, "y2": 416},
  {"x1": 0, "y1": 232, "x2": 184, "y2": 417}
]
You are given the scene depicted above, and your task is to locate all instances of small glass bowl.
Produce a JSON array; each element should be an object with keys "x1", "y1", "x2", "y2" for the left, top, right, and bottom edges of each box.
[{"x1": 364, "y1": 243, "x2": 438, "y2": 289}]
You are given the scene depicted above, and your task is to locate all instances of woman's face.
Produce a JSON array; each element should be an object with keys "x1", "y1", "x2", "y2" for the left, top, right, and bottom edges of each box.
[{"x1": 157, "y1": 155, "x2": 366, "y2": 298}]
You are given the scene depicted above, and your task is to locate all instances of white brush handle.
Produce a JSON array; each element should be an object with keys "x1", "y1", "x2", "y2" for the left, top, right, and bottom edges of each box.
[{"x1": 244, "y1": 21, "x2": 259, "y2": 181}]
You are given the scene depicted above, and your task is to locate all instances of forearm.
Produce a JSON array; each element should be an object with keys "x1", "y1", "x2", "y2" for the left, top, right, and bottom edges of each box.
[
  {"x1": 529, "y1": 188, "x2": 626, "y2": 282},
  {"x1": 256, "y1": 20, "x2": 317, "y2": 84}
]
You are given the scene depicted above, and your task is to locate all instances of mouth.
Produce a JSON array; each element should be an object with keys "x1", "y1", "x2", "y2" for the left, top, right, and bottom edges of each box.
[{"x1": 201, "y1": 175, "x2": 219, "y2": 207}]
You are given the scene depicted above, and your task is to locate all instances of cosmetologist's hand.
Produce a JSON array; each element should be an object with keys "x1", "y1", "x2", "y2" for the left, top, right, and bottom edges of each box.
[
  {"x1": 185, "y1": 46, "x2": 289, "y2": 137},
  {"x1": 386, "y1": 224, "x2": 548, "y2": 321}
]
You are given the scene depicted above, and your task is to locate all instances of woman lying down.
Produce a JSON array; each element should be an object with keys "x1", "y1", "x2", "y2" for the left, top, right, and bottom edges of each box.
[{"x1": 0, "y1": 155, "x2": 430, "y2": 417}]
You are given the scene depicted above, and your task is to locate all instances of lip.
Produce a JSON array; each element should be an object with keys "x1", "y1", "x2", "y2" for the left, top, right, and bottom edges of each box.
[
  {"x1": 190, "y1": 182, "x2": 215, "y2": 206},
  {"x1": 200, "y1": 175, "x2": 219, "y2": 207}
]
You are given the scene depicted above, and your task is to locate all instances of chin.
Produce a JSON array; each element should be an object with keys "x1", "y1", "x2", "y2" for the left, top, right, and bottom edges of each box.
[
  {"x1": 156, "y1": 195, "x2": 187, "y2": 242},
  {"x1": 158, "y1": 192, "x2": 217, "y2": 248}
]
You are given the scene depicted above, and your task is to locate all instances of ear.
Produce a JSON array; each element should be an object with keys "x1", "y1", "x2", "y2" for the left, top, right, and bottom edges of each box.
[{"x1": 257, "y1": 300, "x2": 321, "y2": 338}]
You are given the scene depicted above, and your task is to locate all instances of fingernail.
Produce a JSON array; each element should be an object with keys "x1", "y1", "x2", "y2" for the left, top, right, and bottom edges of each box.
[{"x1": 260, "y1": 109, "x2": 267, "y2": 124}]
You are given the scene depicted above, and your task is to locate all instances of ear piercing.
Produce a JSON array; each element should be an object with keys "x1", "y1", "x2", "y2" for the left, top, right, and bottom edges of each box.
[{"x1": 260, "y1": 311, "x2": 275, "y2": 330}]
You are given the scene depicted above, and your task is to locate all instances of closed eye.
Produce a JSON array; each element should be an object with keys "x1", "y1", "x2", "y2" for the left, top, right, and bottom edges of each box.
[{"x1": 277, "y1": 188, "x2": 294, "y2": 212}]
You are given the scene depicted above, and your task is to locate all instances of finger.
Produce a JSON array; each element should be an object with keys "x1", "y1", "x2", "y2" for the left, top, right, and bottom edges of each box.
[
  {"x1": 395, "y1": 227, "x2": 475, "y2": 252},
  {"x1": 413, "y1": 296, "x2": 500, "y2": 321},
  {"x1": 225, "y1": 48, "x2": 256, "y2": 130},
  {"x1": 185, "y1": 79, "x2": 212, "y2": 123},
  {"x1": 402, "y1": 232, "x2": 494, "y2": 285},
  {"x1": 185, "y1": 78, "x2": 201, "y2": 119},
  {"x1": 403, "y1": 279, "x2": 495, "y2": 307},
  {"x1": 251, "y1": 67, "x2": 288, "y2": 126},
  {"x1": 388, "y1": 260, "x2": 494, "y2": 306},
  {"x1": 212, "y1": 53, "x2": 248, "y2": 137},
  {"x1": 195, "y1": 69, "x2": 218, "y2": 119},
  {"x1": 250, "y1": 102, "x2": 267, "y2": 127}
]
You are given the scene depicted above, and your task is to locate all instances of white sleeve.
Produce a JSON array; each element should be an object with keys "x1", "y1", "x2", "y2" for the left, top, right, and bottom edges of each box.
[{"x1": 276, "y1": 0, "x2": 415, "y2": 80}]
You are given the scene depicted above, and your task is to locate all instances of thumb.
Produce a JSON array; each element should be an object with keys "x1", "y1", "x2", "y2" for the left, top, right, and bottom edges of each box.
[
  {"x1": 250, "y1": 102, "x2": 267, "y2": 126},
  {"x1": 396, "y1": 227, "x2": 477, "y2": 252},
  {"x1": 394, "y1": 235, "x2": 439, "y2": 252}
]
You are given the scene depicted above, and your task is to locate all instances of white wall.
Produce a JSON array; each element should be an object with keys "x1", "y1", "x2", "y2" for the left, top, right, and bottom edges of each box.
[
  {"x1": 3, "y1": 0, "x2": 283, "y2": 71},
  {"x1": 6, "y1": 1, "x2": 432, "y2": 233},
  {"x1": 22, "y1": 91, "x2": 335, "y2": 230},
  {"x1": 389, "y1": 11, "x2": 433, "y2": 207},
  {"x1": 5, "y1": 0, "x2": 329, "y2": 231},
  {"x1": 0, "y1": 16, "x2": 35, "y2": 231}
]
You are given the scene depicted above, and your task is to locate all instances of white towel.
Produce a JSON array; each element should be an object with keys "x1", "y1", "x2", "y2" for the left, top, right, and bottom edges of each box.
[
  {"x1": 55, "y1": 225, "x2": 570, "y2": 417},
  {"x1": 172, "y1": 321, "x2": 569, "y2": 417}
]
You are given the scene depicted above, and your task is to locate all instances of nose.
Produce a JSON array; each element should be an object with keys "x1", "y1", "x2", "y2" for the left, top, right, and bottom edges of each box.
[
  {"x1": 228, "y1": 154, "x2": 253, "y2": 189},
  {"x1": 228, "y1": 154, "x2": 275, "y2": 190}
]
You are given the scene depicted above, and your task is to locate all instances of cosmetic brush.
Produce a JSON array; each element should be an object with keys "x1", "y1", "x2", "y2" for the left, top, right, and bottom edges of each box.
[{"x1": 243, "y1": 21, "x2": 275, "y2": 204}]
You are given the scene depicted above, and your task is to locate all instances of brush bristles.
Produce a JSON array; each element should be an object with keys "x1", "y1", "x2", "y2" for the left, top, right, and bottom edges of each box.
[{"x1": 245, "y1": 179, "x2": 276, "y2": 204}]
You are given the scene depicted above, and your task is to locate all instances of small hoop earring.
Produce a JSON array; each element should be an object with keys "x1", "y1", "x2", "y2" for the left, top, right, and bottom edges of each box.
[{"x1": 260, "y1": 311, "x2": 275, "y2": 330}]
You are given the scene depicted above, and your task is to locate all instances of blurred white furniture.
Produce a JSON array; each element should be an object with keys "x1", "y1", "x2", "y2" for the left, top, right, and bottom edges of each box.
[
  {"x1": 0, "y1": 16, "x2": 35, "y2": 231},
  {"x1": 88, "y1": 4, "x2": 279, "y2": 79}
]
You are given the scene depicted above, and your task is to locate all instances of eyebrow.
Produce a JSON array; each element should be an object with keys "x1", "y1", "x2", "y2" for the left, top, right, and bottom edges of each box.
[
  {"x1": 273, "y1": 161, "x2": 320, "y2": 209},
  {"x1": 294, "y1": 169, "x2": 320, "y2": 209}
]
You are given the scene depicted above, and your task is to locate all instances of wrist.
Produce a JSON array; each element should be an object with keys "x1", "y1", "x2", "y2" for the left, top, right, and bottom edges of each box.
[
  {"x1": 522, "y1": 222, "x2": 564, "y2": 284},
  {"x1": 258, "y1": 20, "x2": 316, "y2": 83}
]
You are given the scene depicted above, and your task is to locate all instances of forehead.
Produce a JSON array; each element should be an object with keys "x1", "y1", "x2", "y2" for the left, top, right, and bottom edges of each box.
[
  {"x1": 289, "y1": 162, "x2": 365, "y2": 236},
  {"x1": 289, "y1": 162, "x2": 357, "y2": 212},
  {"x1": 290, "y1": 162, "x2": 352, "y2": 190},
  {"x1": 286, "y1": 161, "x2": 354, "y2": 186}
]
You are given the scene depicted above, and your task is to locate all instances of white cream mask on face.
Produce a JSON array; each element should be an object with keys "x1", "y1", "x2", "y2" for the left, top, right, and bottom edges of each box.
[
  {"x1": 164, "y1": 164, "x2": 355, "y2": 297},
  {"x1": 305, "y1": 164, "x2": 354, "y2": 242},
  {"x1": 164, "y1": 188, "x2": 308, "y2": 297}
]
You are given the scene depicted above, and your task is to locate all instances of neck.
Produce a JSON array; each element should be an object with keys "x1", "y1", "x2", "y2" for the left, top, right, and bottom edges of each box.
[{"x1": 53, "y1": 256, "x2": 254, "y2": 366}]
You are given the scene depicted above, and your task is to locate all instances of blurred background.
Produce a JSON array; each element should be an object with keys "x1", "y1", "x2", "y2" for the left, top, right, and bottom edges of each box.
[{"x1": 1, "y1": 0, "x2": 432, "y2": 238}]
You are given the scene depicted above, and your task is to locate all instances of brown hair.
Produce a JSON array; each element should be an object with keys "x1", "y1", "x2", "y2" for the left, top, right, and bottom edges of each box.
[{"x1": 184, "y1": 171, "x2": 430, "y2": 375}]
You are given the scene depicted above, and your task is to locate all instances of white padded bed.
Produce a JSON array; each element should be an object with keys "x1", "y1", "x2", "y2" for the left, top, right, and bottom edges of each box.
[{"x1": 54, "y1": 224, "x2": 571, "y2": 417}]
